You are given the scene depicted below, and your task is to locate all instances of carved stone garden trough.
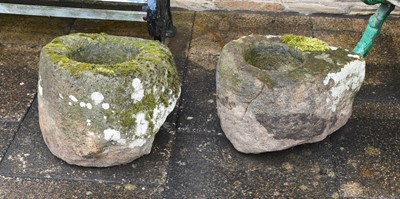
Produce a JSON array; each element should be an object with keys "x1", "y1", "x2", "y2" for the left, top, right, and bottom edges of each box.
[
  {"x1": 38, "y1": 33, "x2": 181, "y2": 167},
  {"x1": 216, "y1": 34, "x2": 365, "y2": 153}
]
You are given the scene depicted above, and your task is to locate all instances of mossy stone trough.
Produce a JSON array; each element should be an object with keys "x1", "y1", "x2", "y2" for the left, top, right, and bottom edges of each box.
[
  {"x1": 38, "y1": 33, "x2": 181, "y2": 167},
  {"x1": 216, "y1": 34, "x2": 365, "y2": 153}
]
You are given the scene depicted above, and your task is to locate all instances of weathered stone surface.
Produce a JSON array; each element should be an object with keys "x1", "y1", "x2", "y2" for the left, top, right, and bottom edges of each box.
[
  {"x1": 169, "y1": 0, "x2": 400, "y2": 15},
  {"x1": 171, "y1": 0, "x2": 215, "y2": 11},
  {"x1": 215, "y1": 0, "x2": 284, "y2": 12},
  {"x1": 38, "y1": 33, "x2": 181, "y2": 167},
  {"x1": 285, "y1": 3, "x2": 347, "y2": 15},
  {"x1": 216, "y1": 34, "x2": 365, "y2": 153}
]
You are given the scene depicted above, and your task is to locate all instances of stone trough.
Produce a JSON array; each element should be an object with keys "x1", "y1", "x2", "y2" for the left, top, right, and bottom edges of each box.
[
  {"x1": 216, "y1": 34, "x2": 365, "y2": 153},
  {"x1": 38, "y1": 33, "x2": 181, "y2": 167}
]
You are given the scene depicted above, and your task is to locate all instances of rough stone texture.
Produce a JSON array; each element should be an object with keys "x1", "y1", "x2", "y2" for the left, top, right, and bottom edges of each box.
[
  {"x1": 286, "y1": 2, "x2": 347, "y2": 15},
  {"x1": 177, "y1": 12, "x2": 313, "y2": 135},
  {"x1": 171, "y1": 0, "x2": 215, "y2": 11},
  {"x1": 171, "y1": 0, "x2": 400, "y2": 15},
  {"x1": 215, "y1": 1, "x2": 285, "y2": 12},
  {"x1": 216, "y1": 34, "x2": 365, "y2": 153},
  {"x1": 38, "y1": 33, "x2": 181, "y2": 167}
]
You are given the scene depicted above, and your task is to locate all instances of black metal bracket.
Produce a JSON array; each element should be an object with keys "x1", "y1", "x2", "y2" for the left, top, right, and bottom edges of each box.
[{"x1": 146, "y1": 0, "x2": 176, "y2": 43}]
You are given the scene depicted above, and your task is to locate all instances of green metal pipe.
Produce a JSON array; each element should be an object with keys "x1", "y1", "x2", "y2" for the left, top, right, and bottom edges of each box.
[
  {"x1": 361, "y1": 0, "x2": 387, "y2": 5},
  {"x1": 353, "y1": 2, "x2": 395, "y2": 57}
]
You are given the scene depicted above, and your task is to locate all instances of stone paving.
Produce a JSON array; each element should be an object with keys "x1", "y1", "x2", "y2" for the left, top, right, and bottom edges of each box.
[{"x1": 0, "y1": 10, "x2": 399, "y2": 198}]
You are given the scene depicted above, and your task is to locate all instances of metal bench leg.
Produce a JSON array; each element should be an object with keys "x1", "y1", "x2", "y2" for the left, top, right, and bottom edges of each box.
[{"x1": 146, "y1": 0, "x2": 176, "y2": 42}]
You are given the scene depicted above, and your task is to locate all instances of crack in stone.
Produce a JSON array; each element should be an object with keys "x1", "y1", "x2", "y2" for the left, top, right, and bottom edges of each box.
[{"x1": 242, "y1": 84, "x2": 265, "y2": 119}]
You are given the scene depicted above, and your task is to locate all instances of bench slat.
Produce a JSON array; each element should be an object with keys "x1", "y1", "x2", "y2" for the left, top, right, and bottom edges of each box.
[{"x1": 0, "y1": 3, "x2": 146, "y2": 21}]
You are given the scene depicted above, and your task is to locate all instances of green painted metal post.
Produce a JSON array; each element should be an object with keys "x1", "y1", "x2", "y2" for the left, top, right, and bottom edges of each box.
[
  {"x1": 361, "y1": 0, "x2": 387, "y2": 5},
  {"x1": 353, "y1": 2, "x2": 395, "y2": 57}
]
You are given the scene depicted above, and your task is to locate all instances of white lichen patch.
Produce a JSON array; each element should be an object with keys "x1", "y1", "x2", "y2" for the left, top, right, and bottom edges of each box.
[
  {"x1": 91, "y1": 92, "x2": 104, "y2": 105},
  {"x1": 129, "y1": 139, "x2": 146, "y2": 148},
  {"x1": 80, "y1": 102, "x2": 86, "y2": 108},
  {"x1": 135, "y1": 112, "x2": 149, "y2": 136},
  {"x1": 59, "y1": 93, "x2": 64, "y2": 99},
  {"x1": 104, "y1": 128, "x2": 120, "y2": 140},
  {"x1": 266, "y1": 35, "x2": 279, "y2": 39},
  {"x1": 69, "y1": 95, "x2": 78, "y2": 102},
  {"x1": 348, "y1": 54, "x2": 360, "y2": 59},
  {"x1": 103, "y1": 128, "x2": 125, "y2": 145},
  {"x1": 152, "y1": 104, "x2": 166, "y2": 129},
  {"x1": 68, "y1": 102, "x2": 72, "y2": 106},
  {"x1": 102, "y1": 103, "x2": 110, "y2": 110},
  {"x1": 151, "y1": 92, "x2": 180, "y2": 132},
  {"x1": 116, "y1": 138, "x2": 126, "y2": 145},
  {"x1": 86, "y1": 103, "x2": 93, "y2": 110},
  {"x1": 323, "y1": 60, "x2": 365, "y2": 112},
  {"x1": 38, "y1": 76, "x2": 43, "y2": 96},
  {"x1": 131, "y1": 78, "x2": 144, "y2": 103},
  {"x1": 329, "y1": 46, "x2": 338, "y2": 50},
  {"x1": 86, "y1": 119, "x2": 91, "y2": 126}
]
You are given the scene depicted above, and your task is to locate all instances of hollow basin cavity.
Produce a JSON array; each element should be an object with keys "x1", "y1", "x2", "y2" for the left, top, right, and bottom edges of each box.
[
  {"x1": 69, "y1": 39, "x2": 140, "y2": 65},
  {"x1": 244, "y1": 44, "x2": 304, "y2": 71}
]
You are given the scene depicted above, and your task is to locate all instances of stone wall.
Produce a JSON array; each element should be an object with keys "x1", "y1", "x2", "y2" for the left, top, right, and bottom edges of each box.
[{"x1": 171, "y1": 0, "x2": 400, "y2": 15}]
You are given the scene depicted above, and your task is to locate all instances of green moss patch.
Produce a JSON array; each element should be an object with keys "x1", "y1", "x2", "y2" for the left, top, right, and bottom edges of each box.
[
  {"x1": 43, "y1": 33, "x2": 175, "y2": 77},
  {"x1": 280, "y1": 34, "x2": 329, "y2": 52}
]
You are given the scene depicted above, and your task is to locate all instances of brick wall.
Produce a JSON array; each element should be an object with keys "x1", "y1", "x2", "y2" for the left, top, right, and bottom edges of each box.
[{"x1": 171, "y1": 0, "x2": 400, "y2": 15}]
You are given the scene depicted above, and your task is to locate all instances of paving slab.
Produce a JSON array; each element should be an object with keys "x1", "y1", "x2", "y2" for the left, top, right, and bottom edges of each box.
[
  {"x1": 0, "y1": 14, "x2": 73, "y2": 45},
  {"x1": 0, "y1": 43, "x2": 40, "y2": 121},
  {"x1": 331, "y1": 118, "x2": 400, "y2": 198},
  {"x1": 356, "y1": 65, "x2": 400, "y2": 103},
  {"x1": 353, "y1": 101, "x2": 400, "y2": 120},
  {"x1": 365, "y1": 32, "x2": 400, "y2": 68},
  {"x1": 311, "y1": 15, "x2": 368, "y2": 33},
  {"x1": 0, "y1": 99, "x2": 177, "y2": 187},
  {"x1": 70, "y1": 18, "x2": 150, "y2": 39},
  {"x1": 165, "y1": 11, "x2": 195, "y2": 77},
  {"x1": 166, "y1": 133, "x2": 338, "y2": 198},
  {"x1": 0, "y1": 121, "x2": 18, "y2": 161},
  {"x1": 356, "y1": 33, "x2": 400, "y2": 103},
  {"x1": 0, "y1": 176, "x2": 164, "y2": 199}
]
